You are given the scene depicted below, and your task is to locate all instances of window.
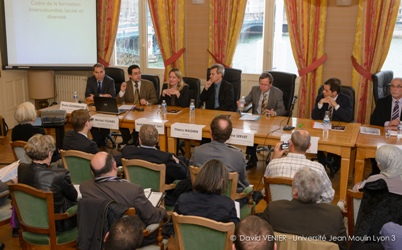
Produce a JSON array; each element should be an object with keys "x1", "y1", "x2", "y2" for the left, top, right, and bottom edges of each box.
[{"x1": 114, "y1": 0, "x2": 163, "y2": 69}]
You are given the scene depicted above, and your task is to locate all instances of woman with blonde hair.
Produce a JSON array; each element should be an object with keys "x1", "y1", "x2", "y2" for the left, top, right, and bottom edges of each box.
[{"x1": 160, "y1": 68, "x2": 190, "y2": 107}]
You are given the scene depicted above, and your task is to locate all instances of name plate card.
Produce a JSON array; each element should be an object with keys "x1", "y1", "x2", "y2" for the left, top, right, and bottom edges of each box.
[
  {"x1": 91, "y1": 114, "x2": 119, "y2": 130},
  {"x1": 135, "y1": 118, "x2": 167, "y2": 135},
  {"x1": 171, "y1": 123, "x2": 205, "y2": 140},
  {"x1": 60, "y1": 101, "x2": 88, "y2": 113},
  {"x1": 280, "y1": 134, "x2": 319, "y2": 154},
  {"x1": 226, "y1": 128, "x2": 255, "y2": 146}
]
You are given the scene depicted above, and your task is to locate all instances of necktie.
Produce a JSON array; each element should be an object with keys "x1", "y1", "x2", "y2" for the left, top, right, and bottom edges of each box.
[
  {"x1": 134, "y1": 82, "x2": 140, "y2": 105},
  {"x1": 97, "y1": 82, "x2": 102, "y2": 94},
  {"x1": 261, "y1": 94, "x2": 267, "y2": 114},
  {"x1": 328, "y1": 106, "x2": 333, "y2": 120},
  {"x1": 392, "y1": 100, "x2": 400, "y2": 121}
]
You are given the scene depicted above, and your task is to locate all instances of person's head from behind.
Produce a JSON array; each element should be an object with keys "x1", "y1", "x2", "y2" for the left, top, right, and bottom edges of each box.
[
  {"x1": 292, "y1": 167, "x2": 323, "y2": 203},
  {"x1": 376, "y1": 145, "x2": 402, "y2": 178},
  {"x1": 194, "y1": 159, "x2": 228, "y2": 195},
  {"x1": 289, "y1": 130, "x2": 311, "y2": 154},
  {"x1": 259, "y1": 72, "x2": 274, "y2": 94},
  {"x1": 209, "y1": 64, "x2": 225, "y2": 84},
  {"x1": 104, "y1": 215, "x2": 144, "y2": 250},
  {"x1": 15, "y1": 102, "x2": 37, "y2": 124},
  {"x1": 233, "y1": 215, "x2": 276, "y2": 250},
  {"x1": 24, "y1": 134, "x2": 56, "y2": 162},
  {"x1": 128, "y1": 65, "x2": 141, "y2": 82},
  {"x1": 71, "y1": 109, "x2": 92, "y2": 132},
  {"x1": 93, "y1": 63, "x2": 105, "y2": 82},
  {"x1": 210, "y1": 115, "x2": 232, "y2": 143},
  {"x1": 168, "y1": 68, "x2": 185, "y2": 91},
  {"x1": 322, "y1": 78, "x2": 341, "y2": 98},
  {"x1": 90, "y1": 152, "x2": 116, "y2": 178},
  {"x1": 138, "y1": 124, "x2": 158, "y2": 147}
]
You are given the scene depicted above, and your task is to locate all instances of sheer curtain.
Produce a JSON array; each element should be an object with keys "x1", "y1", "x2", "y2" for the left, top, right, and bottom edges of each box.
[
  {"x1": 97, "y1": 0, "x2": 121, "y2": 66},
  {"x1": 207, "y1": 0, "x2": 247, "y2": 67},
  {"x1": 285, "y1": 0, "x2": 328, "y2": 118},
  {"x1": 351, "y1": 0, "x2": 400, "y2": 123}
]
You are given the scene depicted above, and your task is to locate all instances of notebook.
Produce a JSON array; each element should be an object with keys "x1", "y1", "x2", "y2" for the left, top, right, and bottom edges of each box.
[{"x1": 94, "y1": 97, "x2": 125, "y2": 115}]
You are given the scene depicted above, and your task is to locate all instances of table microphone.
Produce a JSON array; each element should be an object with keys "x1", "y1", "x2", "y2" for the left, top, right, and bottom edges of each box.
[{"x1": 283, "y1": 95, "x2": 298, "y2": 131}]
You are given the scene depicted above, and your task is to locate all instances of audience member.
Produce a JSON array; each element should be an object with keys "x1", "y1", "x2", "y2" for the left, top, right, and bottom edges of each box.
[
  {"x1": 0, "y1": 178, "x2": 17, "y2": 206},
  {"x1": 160, "y1": 68, "x2": 190, "y2": 107},
  {"x1": 380, "y1": 222, "x2": 402, "y2": 250},
  {"x1": 200, "y1": 63, "x2": 235, "y2": 111},
  {"x1": 264, "y1": 129, "x2": 334, "y2": 203},
  {"x1": 18, "y1": 134, "x2": 77, "y2": 232},
  {"x1": 174, "y1": 159, "x2": 239, "y2": 224},
  {"x1": 233, "y1": 215, "x2": 276, "y2": 250},
  {"x1": 260, "y1": 167, "x2": 347, "y2": 250},
  {"x1": 312, "y1": 78, "x2": 353, "y2": 178},
  {"x1": 238, "y1": 72, "x2": 286, "y2": 168},
  {"x1": 104, "y1": 215, "x2": 144, "y2": 250}
]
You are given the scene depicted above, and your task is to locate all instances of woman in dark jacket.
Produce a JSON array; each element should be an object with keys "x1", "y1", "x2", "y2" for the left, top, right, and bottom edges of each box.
[{"x1": 160, "y1": 68, "x2": 190, "y2": 107}]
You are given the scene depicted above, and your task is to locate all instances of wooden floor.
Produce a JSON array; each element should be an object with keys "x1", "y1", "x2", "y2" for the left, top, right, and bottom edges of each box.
[{"x1": 0, "y1": 125, "x2": 367, "y2": 249}]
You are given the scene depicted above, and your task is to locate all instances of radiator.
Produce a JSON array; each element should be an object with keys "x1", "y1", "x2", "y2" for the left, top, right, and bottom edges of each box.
[{"x1": 55, "y1": 75, "x2": 88, "y2": 103}]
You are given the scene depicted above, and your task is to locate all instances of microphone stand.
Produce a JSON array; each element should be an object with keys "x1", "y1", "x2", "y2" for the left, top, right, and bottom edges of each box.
[{"x1": 283, "y1": 98, "x2": 296, "y2": 131}]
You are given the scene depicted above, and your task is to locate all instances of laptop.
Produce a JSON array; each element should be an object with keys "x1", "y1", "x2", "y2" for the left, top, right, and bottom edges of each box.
[{"x1": 94, "y1": 97, "x2": 126, "y2": 115}]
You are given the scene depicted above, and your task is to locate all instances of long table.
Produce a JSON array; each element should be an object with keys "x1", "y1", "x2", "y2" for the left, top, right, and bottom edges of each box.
[{"x1": 164, "y1": 109, "x2": 361, "y2": 202}]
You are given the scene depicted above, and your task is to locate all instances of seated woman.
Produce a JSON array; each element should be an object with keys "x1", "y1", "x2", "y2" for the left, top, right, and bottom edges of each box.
[
  {"x1": 160, "y1": 68, "x2": 190, "y2": 107},
  {"x1": 12, "y1": 102, "x2": 60, "y2": 162},
  {"x1": 174, "y1": 159, "x2": 239, "y2": 224},
  {"x1": 351, "y1": 145, "x2": 402, "y2": 249},
  {"x1": 18, "y1": 134, "x2": 78, "y2": 232}
]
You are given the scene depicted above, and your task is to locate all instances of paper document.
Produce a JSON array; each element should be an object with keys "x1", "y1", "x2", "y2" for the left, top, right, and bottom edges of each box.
[
  {"x1": 74, "y1": 184, "x2": 82, "y2": 201},
  {"x1": 239, "y1": 114, "x2": 261, "y2": 121},
  {"x1": 144, "y1": 188, "x2": 166, "y2": 207},
  {"x1": 0, "y1": 161, "x2": 20, "y2": 182},
  {"x1": 359, "y1": 126, "x2": 380, "y2": 135},
  {"x1": 235, "y1": 201, "x2": 240, "y2": 219},
  {"x1": 119, "y1": 105, "x2": 135, "y2": 111}
]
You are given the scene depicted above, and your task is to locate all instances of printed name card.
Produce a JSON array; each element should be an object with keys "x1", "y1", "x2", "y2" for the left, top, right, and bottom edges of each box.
[
  {"x1": 91, "y1": 114, "x2": 119, "y2": 130},
  {"x1": 171, "y1": 123, "x2": 205, "y2": 140},
  {"x1": 60, "y1": 101, "x2": 88, "y2": 113},
  {"x1": 226, "y1": 128, "x2": 255, "y2": 146},
  {"x1": 280, "y1": 134, "x2": 319, "y2": 154},
  {"x1": 135, "y1": 118, "x2": 167, "y2": 135}
]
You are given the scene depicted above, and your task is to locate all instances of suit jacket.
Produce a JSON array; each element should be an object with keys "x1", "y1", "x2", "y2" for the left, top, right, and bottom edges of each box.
[
  {"x1": 311, "y1": 93, "x2": 353, "y2": 122},
  {"x1": 200, "y1": 80, "x2": 235, "y2": 111},
  {"x1": 121, "y1": 145, "x2": 188, "y2": 184},
  {"x1": 159, "y1": 84, "x2": 190, "y2": 107},
  {"x1": 260, "y1": 199, "x2": 347, "y2": 250},
  {"x1": 12, "y1": 124, "x2": 45, "y2": 142},
  {"x1": 62, "y1": 130, "x2": 99, "y2": 154},
  {"x1": 116, "y1": 79, "x2": 158, "y2": 105},
  {"x1": 85, "y1": 75, "x2": 116, "y2": 98},
  {"x1": 370, "y1": 95, "x2": 402, "y2": 126},
  {"x1": 244, "y1": 86, "x2": 286, "y2": 115}
]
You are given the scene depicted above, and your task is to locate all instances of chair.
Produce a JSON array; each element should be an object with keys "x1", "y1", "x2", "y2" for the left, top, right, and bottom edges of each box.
[
  {"x1": 142, "y1": 74, "x2": 161, "y2": 99},
  {"x1": 172, "y1": 212, "x2": 235, "y2": 250},
  {"x1": 8, "y1": 183, "x2": 78, "y2": 249},
  {"x1": 263, "y1": 176, "x2": 293, "y2": 204},
  {"x1": 207, "y1": 67, "x2": 242, "y2": 108},
  {"x1": 0, "y1": 191, "x2": 12, "y2": 227},
  {"x1": 317, "y1": 84, "x2": 356, "y2": 118},
  {"x1": 105, "y1": 67, "x2": 125, "y2": 97},
  {"x1": 60, "y1": 150, "x2": 94, "y2": 185},
  {"x1": 183, "y1": 77, "x2": 201, "y2": 108},
  {"x1": 10, "y1": 141, "x2": 31, "y2": 164},
  {"x1": 346, "y1": 189, "x2": 363, "y2": 237},
  {"x1": 372, "y1": 70, "x2": 393, "y2": 105},
  {"x1": 274, "y1": 231, "x2": 340, "y2": 250},
  {"x1": 266, "y1": 71, "x2": 297, "y2": 115}
]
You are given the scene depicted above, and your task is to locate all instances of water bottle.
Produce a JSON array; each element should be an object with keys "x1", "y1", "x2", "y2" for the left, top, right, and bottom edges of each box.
[
  {"x1": 398, "y1": 122, "x2": 402, "y2": 139},
  {"x1": 73, "y1": 91, "x2": 78, "y2": 103},
  {"x1": 323, "y1": 111, "x2": 331, "y2": 139},
  {"x1": 161, "y1": 100, "x2": 167, "y2": 115},
  {"x1": 239, "y1": 96, "x2": 245, "y2": 112},
  {"x1": 189, "y1": 99, "x2": 195, "y2": 118}
]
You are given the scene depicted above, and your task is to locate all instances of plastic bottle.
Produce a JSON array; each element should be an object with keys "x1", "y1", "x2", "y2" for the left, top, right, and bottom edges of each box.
[
  {"x1": 161, "y1": 100, "x2": 167, "y2": 115},
  {"x1": 73, "y1": 91, "x2": 78, "y2": 103},
  {"x1": 239, "y1": 96, "x2": 245, "y2": 112},
  {"x1": 398, "y1": 121, "x2": 402, "y2": 139},
  {"x1": 189, "y1": 99, "x2": 195, "y2": 118},
  {"x1": 323, "y1": 110, "x2": 331, "y2": 139}
]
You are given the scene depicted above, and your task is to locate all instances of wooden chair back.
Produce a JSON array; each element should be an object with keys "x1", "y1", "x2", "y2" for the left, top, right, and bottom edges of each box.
[
  {"x1": 264, "y1": 176, "x2": 293, "y2": 204},
  {"x1": 10, "y1": 141, "x2": 31, "y2": 164},
  {"x1": 60, "y1": 149, "x2": 94, "y2": 185}
]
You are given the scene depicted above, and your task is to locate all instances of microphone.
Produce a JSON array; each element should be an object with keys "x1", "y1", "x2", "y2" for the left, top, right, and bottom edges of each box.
[{"x1": 283, "y1": 95, "x2": 298, "y2": 131}]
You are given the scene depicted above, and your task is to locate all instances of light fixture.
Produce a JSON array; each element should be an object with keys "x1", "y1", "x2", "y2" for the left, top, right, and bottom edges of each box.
[
  {"x1": 28, "y1": 70, "x2": 55, "y2": 109},
  {"x1": 337, "y1": 0, "x2": 352, "y2": 6}
]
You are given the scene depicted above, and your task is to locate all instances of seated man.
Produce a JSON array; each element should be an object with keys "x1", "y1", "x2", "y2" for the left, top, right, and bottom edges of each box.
[
  {"x1": 260, "y1": 167, "x2": 347, "y2": 250},
  {"x1": 265, "y1": 129, "x2": 334, "y2": 203},
  {"x1": 122, "y1": 124, "x2": 190, "y2": 205},
  {"x1": 104, "y1": 215, "x2": 144, "y2": 250},
  {"x1": 80, "y1": 152, "x2": 166, "y2": 246}
]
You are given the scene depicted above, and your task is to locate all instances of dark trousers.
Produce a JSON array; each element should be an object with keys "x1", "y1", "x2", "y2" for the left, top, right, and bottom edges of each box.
[
  {"x1": 246, "y1": 144, "x2": 258, "y2": 157},
  {"x1": 317, "y1": 151, "x2": 340, "y2": 169},
  {"x1": 120, "y1": 128, "x2": 139, "y2": 145},
  {"x1": 90, "y1": 128, "x2": 110, "y2": 147}
]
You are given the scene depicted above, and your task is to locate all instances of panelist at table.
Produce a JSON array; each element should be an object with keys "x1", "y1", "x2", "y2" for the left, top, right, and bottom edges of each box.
[{"x1": 159, "y1": 68, "x2": 190, "y2": 107}]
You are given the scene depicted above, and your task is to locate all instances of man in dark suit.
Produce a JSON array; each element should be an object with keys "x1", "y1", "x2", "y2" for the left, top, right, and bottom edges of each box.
[
  {"x1": 85, "y1": 63, "x2": 116, "y2": 147},
  {"x1": 260, "y1": 167, "x2": 347, "y2": 250},
  {"x1": 238, "y1": 72, "x2": 286, "y2": 168},
  {"x1": 311, "y1": 78, "x2": 353, "y2": 177},
  {"x1": 116, "y1": 65, "x2": 158, "y2": 145},
  {"x1": 200, "y1": 64, "x2": 235, "y2": 111}
]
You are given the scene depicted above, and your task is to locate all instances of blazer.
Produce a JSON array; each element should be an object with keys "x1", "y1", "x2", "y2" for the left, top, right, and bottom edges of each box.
[
  {"x1": 311, "y1": 93, "x2": 353, "y2": 122},
  {"x1": 159, "y1": 84, "x2": 190, "y2": 107},
  {"x1": 62, "y1": 130, "x2": 99, "y2": 154},
  {"x1": 200, "y1": 80, "x2": 235, "y2": 111},
  {"x1": 85, "y1": 75, "x2": 116, "y2": 98},
  {"x1": 116, "y1": 79, "x2": 158, "y2": 105},
  {"x1": 11, "y1": 124, "x2": 45, "y2": 142},
  {"x1": 244, "y1": 86, "x2": 286, "y2": 115},
  {"x1": 370, "y1": 95, "x2": 402, "y2": 126}
]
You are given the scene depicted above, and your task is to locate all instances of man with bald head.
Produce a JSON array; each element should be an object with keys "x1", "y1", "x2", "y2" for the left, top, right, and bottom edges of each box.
[{"x1": 264, "y1": 130, "x2": 334, "y2": 203}]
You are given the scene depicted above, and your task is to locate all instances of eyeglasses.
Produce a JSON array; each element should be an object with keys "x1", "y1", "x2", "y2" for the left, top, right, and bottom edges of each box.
[{"x1": 390, "y1": 85, "x2": 402, "y2": 89}]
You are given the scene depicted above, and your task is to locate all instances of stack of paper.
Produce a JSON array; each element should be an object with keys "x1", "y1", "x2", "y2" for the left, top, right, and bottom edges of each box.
[{"x1": 0, "y1": 161, "x2": 19, "y2": 182}]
